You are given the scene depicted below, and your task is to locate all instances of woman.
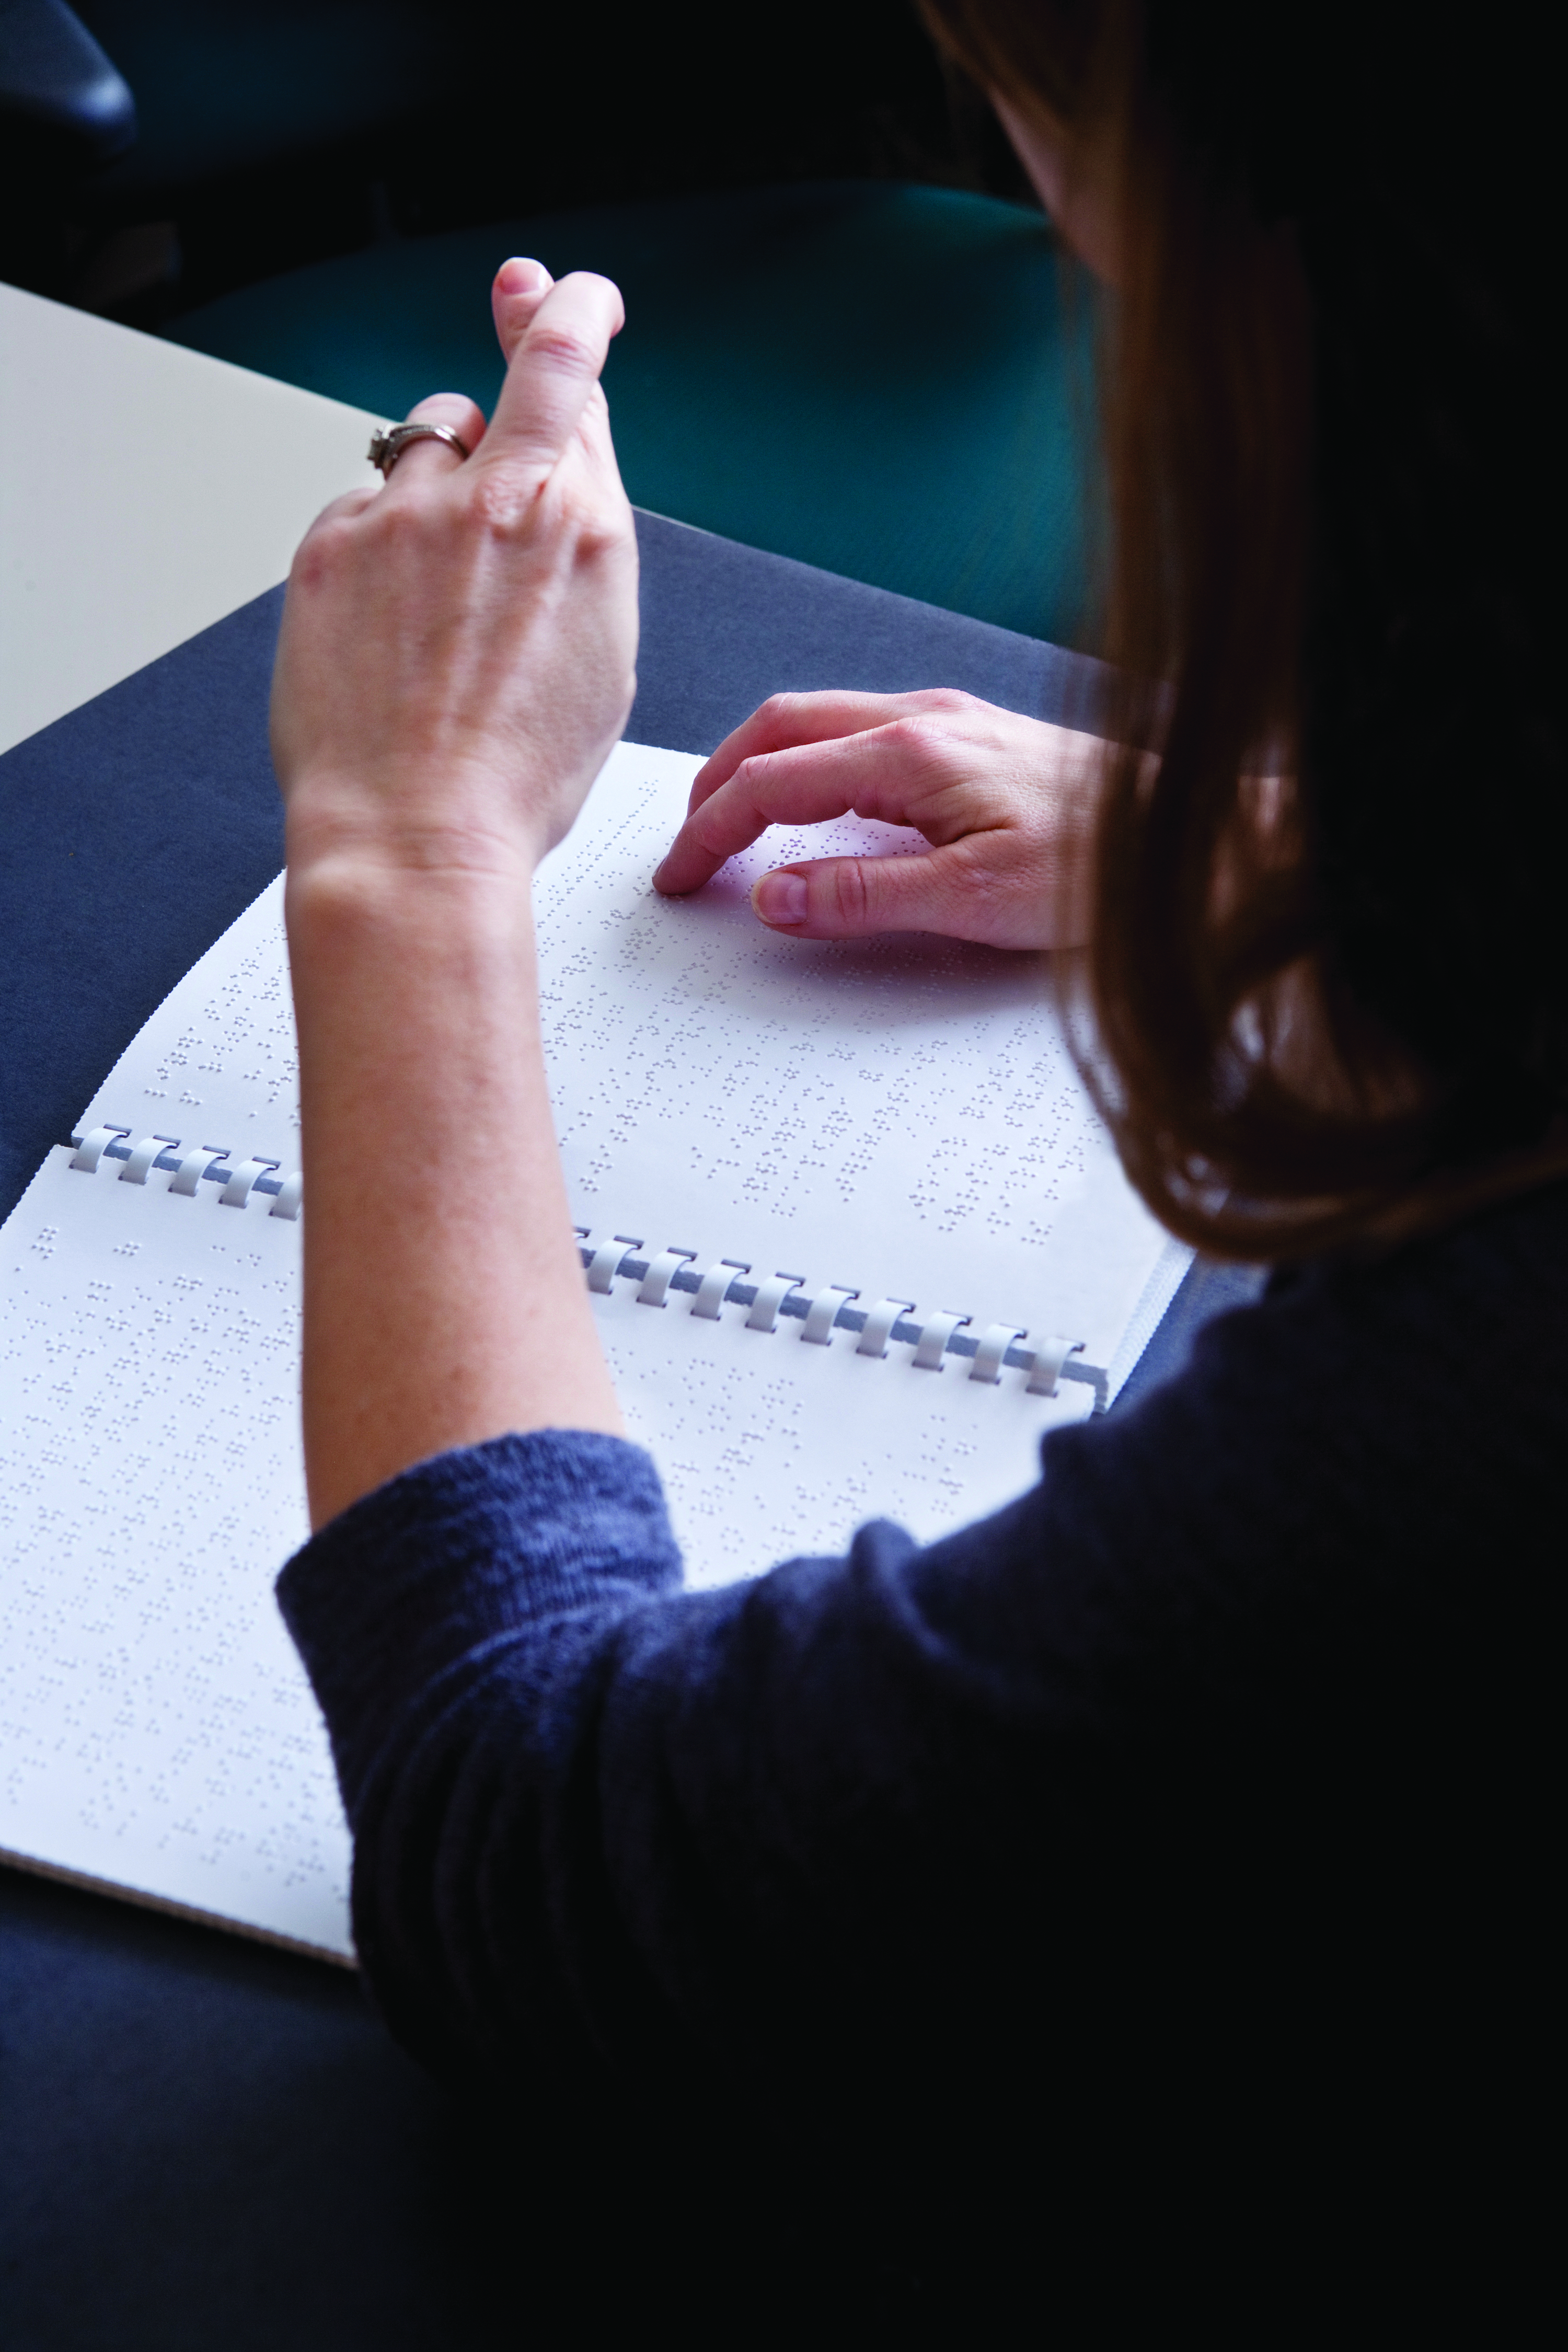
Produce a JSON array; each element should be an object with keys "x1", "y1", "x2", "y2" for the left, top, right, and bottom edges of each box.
[{"x1": 270, "y1": 0, "x2": 1558, "y2": 2316}]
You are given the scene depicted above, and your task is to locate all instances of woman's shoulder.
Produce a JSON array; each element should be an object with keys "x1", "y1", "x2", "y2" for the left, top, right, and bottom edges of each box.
[
  {"x1": 1258, "y1": 1172, "x2": 1568, "y2": 1395},
  {"x1": 1031, "y1": 1174, "x2": 1568, "y2": 1591}
]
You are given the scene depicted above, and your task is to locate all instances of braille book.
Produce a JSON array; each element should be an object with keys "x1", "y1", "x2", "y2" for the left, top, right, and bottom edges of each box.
[{"x1": 0, "y1": 739, "x2": 1186, "y2": 1960}]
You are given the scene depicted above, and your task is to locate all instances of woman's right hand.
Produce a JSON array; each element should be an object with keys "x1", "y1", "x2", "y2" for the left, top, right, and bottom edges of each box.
[
  {"x1": 652, "y1": 690, "x2": 1109, "y2": 952},
  {"x1": 272, "y1": 257, "x2": 637, "y2": 885},
  {"x1": 270, "y1": 256, "x2": 639, "y2": 1526}
]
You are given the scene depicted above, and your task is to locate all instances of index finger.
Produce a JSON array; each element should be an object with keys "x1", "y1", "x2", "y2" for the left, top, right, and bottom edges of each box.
[
  {"x1": 687, "y1": 688, "x2": 976, "y2": 814},
  {"x1": 654, "y1": 721, "x2": 948, "y2": 896},
  {"x1": 477, "y1": 271, "x2": 625, "y2": 483},
  {"x1": 653, "y1": 755, "x2": 861, "y2": 896}
]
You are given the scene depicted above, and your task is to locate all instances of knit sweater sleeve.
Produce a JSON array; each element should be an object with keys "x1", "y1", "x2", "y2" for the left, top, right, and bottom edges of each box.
[{"x1": 275, "y1": 1185, "x2": 1567, "y2": 2091}]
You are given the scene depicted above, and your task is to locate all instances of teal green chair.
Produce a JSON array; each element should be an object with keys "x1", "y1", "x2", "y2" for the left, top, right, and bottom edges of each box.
[{"x1": 163, "y1": 180, "x2": 1100, "y2": 647}]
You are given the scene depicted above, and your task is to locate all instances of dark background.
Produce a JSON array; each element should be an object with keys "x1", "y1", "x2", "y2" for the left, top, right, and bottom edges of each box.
[{"x1": 4, "y1": 0, "x2": 1037, "y2": 325}]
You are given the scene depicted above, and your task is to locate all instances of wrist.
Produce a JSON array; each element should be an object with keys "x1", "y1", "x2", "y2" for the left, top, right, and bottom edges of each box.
[
  {"x1": 282, "y1": 760, "x2": 550, "y2": 893},
  {"x1": 284, "y1": 833, "x2": 538, "y2": 1004}
]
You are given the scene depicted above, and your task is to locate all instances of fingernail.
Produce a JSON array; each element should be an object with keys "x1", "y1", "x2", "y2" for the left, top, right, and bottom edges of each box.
[
  {"x1": 754, "y1": 870, "x2": 809, "y2": 927},
  {"x1": 497, "y1": 256, "x2": 548, "y2": 296}
]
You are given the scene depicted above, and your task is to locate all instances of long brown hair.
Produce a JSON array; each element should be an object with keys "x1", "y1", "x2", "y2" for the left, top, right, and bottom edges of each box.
[{"x1": 923, "y1": 0, "x2": 1566, "y2": 1258}]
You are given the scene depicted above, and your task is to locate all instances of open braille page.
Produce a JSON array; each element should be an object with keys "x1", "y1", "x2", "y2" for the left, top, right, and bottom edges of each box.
[
  {"x1": 0, "y1": 739, "x2": 1185, "y2": 1955},
  {"x1": 0, "y1": 1147, "x2": 337, "y2": 1950},
  {"x1": 537, "y1": 743, "x2": 1183, "y2": 1375}
]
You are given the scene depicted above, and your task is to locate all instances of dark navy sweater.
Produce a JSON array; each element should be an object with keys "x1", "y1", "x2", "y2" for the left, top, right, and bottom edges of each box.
[{"x1": 277, "y1": 1181, "x2": 1562, "y2": 2234}]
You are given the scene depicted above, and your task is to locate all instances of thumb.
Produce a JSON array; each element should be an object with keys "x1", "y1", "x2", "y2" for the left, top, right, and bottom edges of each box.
[{"x1": 752, "y1": 849, "x2": 976, "y2": 941}]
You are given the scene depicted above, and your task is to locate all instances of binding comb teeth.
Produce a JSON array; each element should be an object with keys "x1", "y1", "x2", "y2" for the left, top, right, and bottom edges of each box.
[{"x1": 573, "y1": 1228, "x2": 1103, "y2": 1406}]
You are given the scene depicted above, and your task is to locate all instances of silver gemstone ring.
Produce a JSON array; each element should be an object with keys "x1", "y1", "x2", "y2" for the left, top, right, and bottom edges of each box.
[{"x1": 367, "y1": 421, "x2": 472, "y2": 478}]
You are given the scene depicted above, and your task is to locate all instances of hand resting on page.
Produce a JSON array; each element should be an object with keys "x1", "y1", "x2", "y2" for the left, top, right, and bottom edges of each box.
[{"x1": 652, "y1": 689, "x2": 1107, "y2": 952}]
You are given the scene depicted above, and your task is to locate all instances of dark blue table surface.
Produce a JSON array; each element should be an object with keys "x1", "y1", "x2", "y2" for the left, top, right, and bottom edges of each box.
[{"x1": 0, "y1": 512, "x2": 1252, "y2": 2346}]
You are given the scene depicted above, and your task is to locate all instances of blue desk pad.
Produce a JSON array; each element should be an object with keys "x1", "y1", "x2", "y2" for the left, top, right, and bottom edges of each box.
[{"x1": 0, "y1": 512, "x2": 1249, "y2": 2346}]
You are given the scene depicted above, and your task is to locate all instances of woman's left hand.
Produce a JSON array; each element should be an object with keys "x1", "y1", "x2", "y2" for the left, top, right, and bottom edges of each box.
[{"x1": 651, "y1": 689, "x2": 1106, "y2": 952}]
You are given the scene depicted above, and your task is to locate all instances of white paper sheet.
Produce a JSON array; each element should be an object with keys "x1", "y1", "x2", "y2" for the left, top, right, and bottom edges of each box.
[
  {"x1": 537, "y1": 745, "x2": 1174, "y2": 1367},
  {"x1": 0, "y1": 1146, "x2": 340, "y2": 1951},
  {"x1": 2, "y1": 739, "x2": 1186, "y2": 1951}
]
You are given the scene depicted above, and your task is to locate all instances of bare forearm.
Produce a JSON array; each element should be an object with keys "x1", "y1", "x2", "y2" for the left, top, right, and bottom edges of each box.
[{"x1": 287, "y1": 848, "x2": 620, "y2": 1530}]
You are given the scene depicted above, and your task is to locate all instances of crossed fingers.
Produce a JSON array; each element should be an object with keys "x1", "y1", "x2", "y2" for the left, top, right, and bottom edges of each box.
[{"x1": 370, "y1": 260, "x2": 626, "y2": 512}]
